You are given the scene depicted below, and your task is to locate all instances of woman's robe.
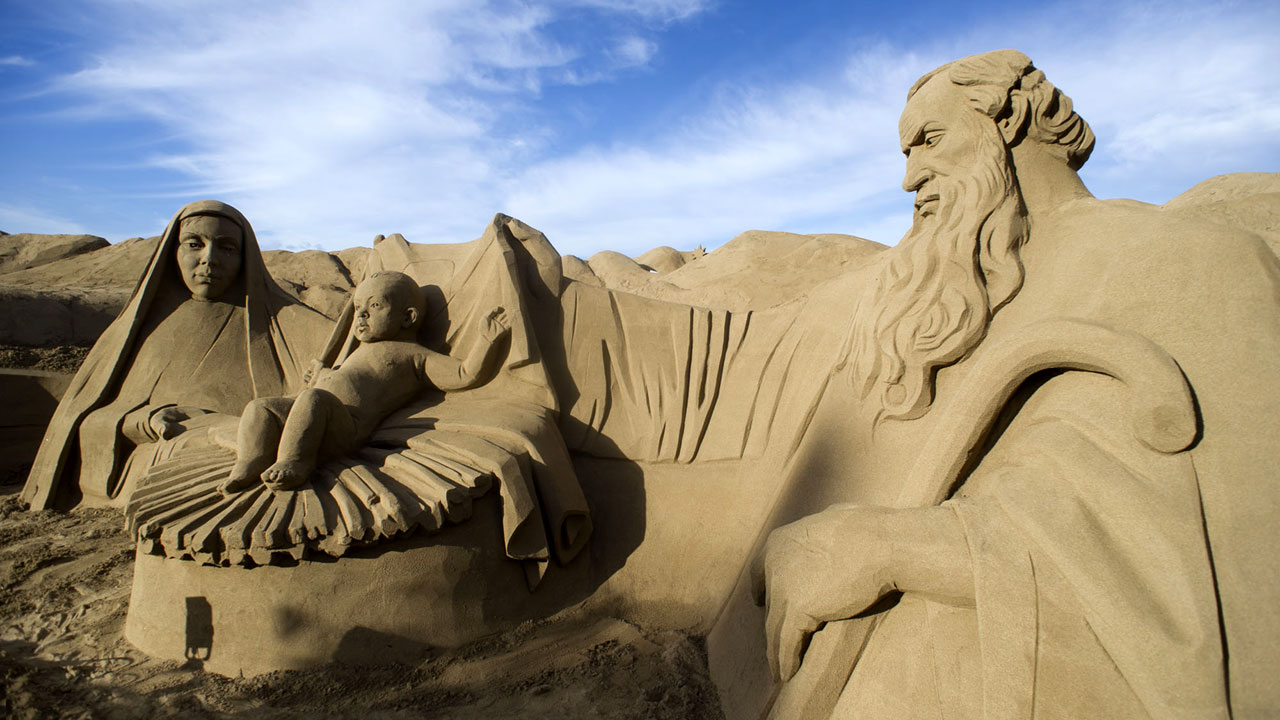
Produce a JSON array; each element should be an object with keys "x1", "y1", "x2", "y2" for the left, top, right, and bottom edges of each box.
[{"x1": 22, "y1": 200, "x2": 331, "y2": 510}]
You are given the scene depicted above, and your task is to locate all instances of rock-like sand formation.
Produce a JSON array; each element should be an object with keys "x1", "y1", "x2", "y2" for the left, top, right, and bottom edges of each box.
[{"x1": 4, "y1": 49, "x2": 1280, "y2": 720}]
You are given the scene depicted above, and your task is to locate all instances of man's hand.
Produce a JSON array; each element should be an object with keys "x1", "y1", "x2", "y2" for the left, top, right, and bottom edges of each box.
[
  {"x1": 751, "y1": 505, "x2": 977, "y2": 683},
  {"x1": 751, "y1": 506, "x2": 896, "y2": 683}
]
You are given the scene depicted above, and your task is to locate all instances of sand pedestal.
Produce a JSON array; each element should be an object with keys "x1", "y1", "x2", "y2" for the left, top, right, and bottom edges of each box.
[{"x1": 124, "y1": 496, "x2": 535, "y2": 677}]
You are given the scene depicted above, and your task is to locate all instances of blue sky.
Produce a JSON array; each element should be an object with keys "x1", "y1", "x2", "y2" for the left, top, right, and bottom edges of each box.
[{"x1": 1, "y1": 0, "x2": 1277, "y2": 256}]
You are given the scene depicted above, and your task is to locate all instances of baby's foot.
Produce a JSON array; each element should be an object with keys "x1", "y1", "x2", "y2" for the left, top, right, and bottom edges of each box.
[
  {"x1": 261, "y1": 458, "x2": 314, "y2": 491},
  {"x1": 219, "y1": 464, "x2": 264, "y2": 496}
]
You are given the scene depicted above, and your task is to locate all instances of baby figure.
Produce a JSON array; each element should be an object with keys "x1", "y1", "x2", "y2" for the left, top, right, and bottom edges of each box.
[{"x1": 218, "y1": 270, "x2": 509, "y2": 495}]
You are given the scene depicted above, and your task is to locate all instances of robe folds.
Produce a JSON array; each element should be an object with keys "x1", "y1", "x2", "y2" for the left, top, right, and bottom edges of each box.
[
  {"x1": 22, "y1": 200, "x2": 331, "y2": 510},
  {"x1": 121, "y1": 215, "x2": 592, "y2": 584},
  {"x1": 825, "y1": 199, "x2": 1280, "y2": 718}
]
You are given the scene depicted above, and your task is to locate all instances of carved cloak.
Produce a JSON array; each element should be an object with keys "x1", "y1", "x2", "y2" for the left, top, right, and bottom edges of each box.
[{"x1": 21, "y1": 200, "x2": 330, "y2": 510}]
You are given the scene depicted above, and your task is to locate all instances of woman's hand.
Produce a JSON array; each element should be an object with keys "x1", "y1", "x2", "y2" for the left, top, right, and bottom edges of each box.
[{"x1": 148, "y1": 406, "x2": 194, "y2": 440}]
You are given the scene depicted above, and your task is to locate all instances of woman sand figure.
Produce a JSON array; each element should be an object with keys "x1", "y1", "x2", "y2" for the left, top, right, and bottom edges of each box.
[
  {"x1": 219, "y1": 271, "x2": 509, "y2": 495},
  {"x1": 22, "y1": 201, "x2": 331, "y2": 510}
]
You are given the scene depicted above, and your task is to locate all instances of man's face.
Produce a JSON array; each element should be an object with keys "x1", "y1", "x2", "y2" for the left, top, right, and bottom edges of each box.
[
  {"x1": 898, "y1": 77, "x2": 1005, "y2": 224},
  {"x1": 176, "y1": 215, "x2": 243, "y2": 301},
  {"x1": 352, "y1": 279, "x2": 410, "y2": 343}
]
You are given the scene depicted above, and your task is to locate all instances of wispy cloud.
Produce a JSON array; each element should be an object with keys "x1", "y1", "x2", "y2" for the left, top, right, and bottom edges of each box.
[
  {"x1": 48, "y1": 0, "x2": 707, "y2": 250},
  {"x1": 510, "y1": 1, "x2": 1280, "y2": 254},
  {"x1": 570, "y1": 0, "x2": 712, "y2": 24},
  {"x1": 26, "y1": 0, "x2": 1279, "y2": 257},
  {"x1": 0, "y1": 55, "x2": 35, "y2": 67},
  {"x1": 0, "y1": 204, "x2": 89, "y2": 235}
]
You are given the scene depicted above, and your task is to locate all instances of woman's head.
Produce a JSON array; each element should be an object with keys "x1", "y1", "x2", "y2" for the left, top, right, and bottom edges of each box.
[{"x1": 176, "y1": 211, "x2": 244, "y2": 301}]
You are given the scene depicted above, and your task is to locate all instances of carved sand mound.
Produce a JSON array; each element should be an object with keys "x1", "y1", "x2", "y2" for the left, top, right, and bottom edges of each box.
[{"x1": 0, "y1": 232, "x2": 108, "y2": 275}]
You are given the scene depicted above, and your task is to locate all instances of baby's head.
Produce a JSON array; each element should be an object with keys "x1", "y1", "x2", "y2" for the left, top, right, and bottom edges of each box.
[{"x1": 351, "y1": 271, "x2": 425, "y2": 343}]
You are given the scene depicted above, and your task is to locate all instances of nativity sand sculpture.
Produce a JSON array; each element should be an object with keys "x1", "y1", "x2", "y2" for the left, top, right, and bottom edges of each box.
[
  {"x1": 22, "y1": 200, "x2": 332, "y2": 510},
  {"x1": 17, "y1": 49, "x2": 1280, "y2": 718},
  {"x1": 737, "y1": 49, "x2": 1280, "y2": 719}
]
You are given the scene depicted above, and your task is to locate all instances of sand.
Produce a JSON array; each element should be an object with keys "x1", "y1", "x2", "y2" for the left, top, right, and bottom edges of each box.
[{"x1": 0, "y1": 488, "x2": 725, "y2": 719}]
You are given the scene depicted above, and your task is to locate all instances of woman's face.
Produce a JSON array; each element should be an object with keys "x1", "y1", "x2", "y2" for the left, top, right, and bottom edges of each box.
[{"x1": 176, "y1": 215, "x2": 243, "y2": 301}]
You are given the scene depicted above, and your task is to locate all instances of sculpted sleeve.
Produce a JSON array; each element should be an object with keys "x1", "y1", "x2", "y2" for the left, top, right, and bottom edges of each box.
[{"x1": 946, "y1": 371, "x2": 1229, "y2": 719}]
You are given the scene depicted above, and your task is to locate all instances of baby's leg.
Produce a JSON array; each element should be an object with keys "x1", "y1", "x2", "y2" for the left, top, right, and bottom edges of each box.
[
  {"x1": 262, "y1": 388, "x2": 353, "y2": 491},
  {"x1": 220, "y1": 397, "x2": 293, "y2": 495}
]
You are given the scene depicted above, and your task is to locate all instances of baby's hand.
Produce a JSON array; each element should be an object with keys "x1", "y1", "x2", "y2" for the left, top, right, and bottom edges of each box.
[
  {"x1": 303, "y1": 359, "x2": 325, "y2": 387},
  {"x1": 484, "y1": 307, "x2": 510, "y2": 341}
]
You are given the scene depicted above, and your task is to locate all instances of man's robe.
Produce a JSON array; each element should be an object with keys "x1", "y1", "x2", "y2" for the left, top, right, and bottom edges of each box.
[{"x1": 827, "y1": 198, "x2": 1280, "y2": 718}]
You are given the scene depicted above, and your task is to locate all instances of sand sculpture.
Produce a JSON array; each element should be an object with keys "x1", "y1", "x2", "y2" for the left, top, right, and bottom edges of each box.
[
  {"x1": 15, "y1": 48, "x2": 1279, "y2": 717},
  {"x1": 217, "y1": 272, "x2": 510, "y2": 495},
  {"x1": 737, "y1": 50, "x2": 1280, "y2": 719},
  {"x1": 21, "y1": 201, "x2": 332, "y2": 510}
]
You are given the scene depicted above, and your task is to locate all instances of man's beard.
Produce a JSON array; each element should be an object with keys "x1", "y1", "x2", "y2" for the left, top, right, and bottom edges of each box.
[{"x1": 843, "y1": 134, "x2": 1029, "y2": 422}]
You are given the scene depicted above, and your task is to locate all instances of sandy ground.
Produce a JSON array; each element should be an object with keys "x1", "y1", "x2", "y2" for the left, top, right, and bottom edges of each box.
[
  {"x1": 0, "y1": 481, "x2": 725, "y2": 720},
  {"x1": 1, "y1": 343, "x2": 729, "y2": 718},
  {"x1": 0, "y1": 344, "x2": 90, "y2": 374}
]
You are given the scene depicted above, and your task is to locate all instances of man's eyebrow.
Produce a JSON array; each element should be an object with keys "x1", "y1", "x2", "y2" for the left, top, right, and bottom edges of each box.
[
  {"x1": 902, "y1": 121, "x2": 943, "y2": 148},
  {"x1": 900, "y1": 120, "x2": 925, "y2": 144}
]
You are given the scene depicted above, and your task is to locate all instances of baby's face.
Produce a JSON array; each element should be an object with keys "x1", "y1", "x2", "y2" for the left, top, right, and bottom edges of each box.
[{"x1": 352, "y1": 281, "x2": 408, "y2": 343}]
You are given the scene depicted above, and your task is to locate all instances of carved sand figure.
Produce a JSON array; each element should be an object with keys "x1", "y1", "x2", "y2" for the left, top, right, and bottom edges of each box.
[
  {"x1": 17, "y1": 51, "x2": 1276, "y2": 711},
  {"x1": 118, "y1": 218, "x2": 591, "y2": 675},
  {"x1": 21, "y1": 200, "x2": 330, "y2": 510},
  {"x1": 747, "y1": 49, "x2": 1280, "y2": 719},
  {"x1": 218, "y1": 271, "x2": 509, "y2": 495}
]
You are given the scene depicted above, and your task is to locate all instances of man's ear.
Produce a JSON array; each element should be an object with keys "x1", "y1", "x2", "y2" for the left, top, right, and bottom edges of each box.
[
  {"x1": 402, "y1": 306, "x2": 419, "y2": 328},
  {"x1": 997, "y1": 90, "x2": 1030, "y2": 147}
]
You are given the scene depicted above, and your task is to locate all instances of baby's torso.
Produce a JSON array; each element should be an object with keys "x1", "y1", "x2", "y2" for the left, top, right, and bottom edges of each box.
[{"x1": 316, "y1": 341, "x2": 424, "y2": 433}]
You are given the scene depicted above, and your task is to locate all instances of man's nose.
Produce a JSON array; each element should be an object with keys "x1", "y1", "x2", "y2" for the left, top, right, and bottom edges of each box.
[{"x1": 902, "y1": 154, "x2": 932, "y2": 193}]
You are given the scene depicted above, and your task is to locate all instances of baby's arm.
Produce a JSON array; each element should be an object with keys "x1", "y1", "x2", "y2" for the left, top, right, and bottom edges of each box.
[{"x1": 418, "y1": 307, "x2": 510, "y2": 391}]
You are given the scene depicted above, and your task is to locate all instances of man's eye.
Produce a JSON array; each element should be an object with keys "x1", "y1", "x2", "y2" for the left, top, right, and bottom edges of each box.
[{"x1": 925, "y1": 133, "x2": 943, "y2": 147}]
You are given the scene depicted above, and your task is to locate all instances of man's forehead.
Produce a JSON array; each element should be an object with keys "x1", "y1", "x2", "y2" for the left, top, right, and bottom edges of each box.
[{"x1": 899, "y1": 76, "x2": 957, "y2": 141}]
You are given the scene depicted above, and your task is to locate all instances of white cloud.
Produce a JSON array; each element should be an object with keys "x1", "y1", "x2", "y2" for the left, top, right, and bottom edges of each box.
[
  {"x1": 612, "y1": 36, "x2": 658, "y2": 68},
  {"x1": 49, "y1": 0, "x2": 706, "y2": 250},
  {"x1": 503, "y1": 57, "x2": 923, "y2": 254},
  {"x1": 36, "y1": 0, "x2": 1279, "y2": 257},
  {"x1": 0, "y1": 55, "x2": 35, "y2": 67},
  {"x1": 568, "y1": 0, "x2": 712, "y2": 24},
  {"x1": 980, "y1": 2, "x2": 1280, "y2": 201},
  {"x1": 508, "y1": 2, "x2": 1280, "y2": 254},
  {"x1": 0, "y1": 204, "x2": 89, "y2": 235}
]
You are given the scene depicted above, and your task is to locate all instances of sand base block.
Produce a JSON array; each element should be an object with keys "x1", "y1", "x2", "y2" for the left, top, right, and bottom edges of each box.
[{"x1": 124, "y1": 495, "x2": 535, "y2": 677}]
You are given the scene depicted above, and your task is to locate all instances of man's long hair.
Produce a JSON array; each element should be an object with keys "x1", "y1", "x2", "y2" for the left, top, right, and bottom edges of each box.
[{"x1": 841, "y1": 50, "x2": 1093, "y2": 422}]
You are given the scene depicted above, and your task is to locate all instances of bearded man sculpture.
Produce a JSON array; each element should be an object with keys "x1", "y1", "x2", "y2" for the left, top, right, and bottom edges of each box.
[{"x1": 754, "y1": 50, "x2": 1280, "y2": 719}]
